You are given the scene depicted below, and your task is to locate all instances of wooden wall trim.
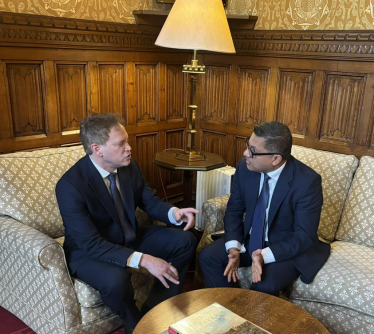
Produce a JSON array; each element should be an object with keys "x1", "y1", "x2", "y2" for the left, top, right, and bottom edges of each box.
[
  {"x1": 0, "y1": 12, "x2": 162, "y2": 50},
  {"x1": 232, "y1": 30, "x2": 374, "y2": 60}
]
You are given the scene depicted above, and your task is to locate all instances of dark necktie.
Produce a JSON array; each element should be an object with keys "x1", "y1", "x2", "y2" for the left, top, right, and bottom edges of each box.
[
  {"x1": 248, "y1": 173, "x2": 270, "y2": 255},
  {"x1": 108, "y1": 172, "x2": 136, "y2": 248}
]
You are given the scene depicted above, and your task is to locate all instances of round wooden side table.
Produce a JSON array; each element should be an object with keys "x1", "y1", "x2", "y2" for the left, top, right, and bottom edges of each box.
[{"x1": 133, "y1": 288, "x2": 329, "y2": 334}]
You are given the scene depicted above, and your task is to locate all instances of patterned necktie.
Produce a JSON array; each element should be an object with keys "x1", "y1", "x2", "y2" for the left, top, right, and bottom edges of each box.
[
  {"x1": 248, "y1": 173, "x2": 271, "y2": 256},
  {"x1": 108, "y1": 172, "x2": 136, "y2": 248}
]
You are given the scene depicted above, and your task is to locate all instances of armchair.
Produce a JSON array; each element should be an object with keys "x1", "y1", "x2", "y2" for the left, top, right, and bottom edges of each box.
[{"x1": 0, "y1": 146, "x2": 155, "y2": 334}]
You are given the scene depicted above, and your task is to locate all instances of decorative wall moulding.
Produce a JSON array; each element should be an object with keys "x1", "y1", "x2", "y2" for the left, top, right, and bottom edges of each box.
[
  {"x1": 233, "y1": 31, "x2": 374, "y2": 60},
  {"x1": 2, "y1": 12, "x2": 374, "y2": 60},
  {"x1": 0, "y1": 12, "x2": 258, "y2": 50},
  {"x1": 0, "y1": 12, "x2": 162, "y2": 50}
]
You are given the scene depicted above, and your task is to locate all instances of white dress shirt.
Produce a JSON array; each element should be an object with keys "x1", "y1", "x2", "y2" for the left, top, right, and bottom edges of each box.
[
  {"x1": 225, "y1": 161, "x2": 287, "y2": 264},
  {"x1": 90, "y1": 157, "x2": 181, "y2": 268}
]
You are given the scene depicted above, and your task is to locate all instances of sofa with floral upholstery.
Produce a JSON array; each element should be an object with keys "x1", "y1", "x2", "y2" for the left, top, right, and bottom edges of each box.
[
  {"x1": 0, "y1": 145, "x2": 155, "y2": 334},
  {"x1": 196, "y1": 145, "x2": 374, "y2": 334}
]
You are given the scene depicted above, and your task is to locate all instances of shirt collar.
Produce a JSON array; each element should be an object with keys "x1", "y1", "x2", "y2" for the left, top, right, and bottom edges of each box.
[
  {"x1": 89, "y1": 156, "x2": 117, "y2": 179},
  {"x1": 266, "y1": 160, "x2": 287, "y2": 182}
]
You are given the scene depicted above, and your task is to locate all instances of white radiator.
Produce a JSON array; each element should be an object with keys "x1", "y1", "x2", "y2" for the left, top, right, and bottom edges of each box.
[{"x1": 195, "y1": 166, "x2": 236, "y2": 230}]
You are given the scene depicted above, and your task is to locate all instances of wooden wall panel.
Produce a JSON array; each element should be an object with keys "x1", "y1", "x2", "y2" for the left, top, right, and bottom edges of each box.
[
  {"x1": 237, "y1": 67, "x2": 270, "y2": 127},
  {"x1": 166, "y1": 65, "x2": 187, "y2": 121},
  {"x1": 201, "y1": 66, "x2": 231, "y2": 124},
  {"x1": 0, "y1": 60, "x2": 11, "y2": 139},
  {"x1": 56, "y1": 64, "x2": 88, "y2": 133},
  {"x1": 276, "y1": 70, "x2": 315, "y2": 137},
  {"x1": 135, "y1": 64, "x2": 158, "y2": 125},
  {"x1": 165, "y1": 129, "x2": 185, "y2": 187},
  {"x1": 6, "y1": 62, "x2": 45, "y2": 138},
  {"x1": 134, "y1": 133, "x2": 159, "y2": 189},
  {"x1": 319, "y1": 73, "x2": 365, "y2": 146},
  {"x1": 235, "y1": 135, "x2": 247, "y2": 165},
  {"x1": 98, "y1": 64, "x2": 125, "y2": 117},
  {"x1": 201, "y1": 131, "x2": 228, "y2": 162}
]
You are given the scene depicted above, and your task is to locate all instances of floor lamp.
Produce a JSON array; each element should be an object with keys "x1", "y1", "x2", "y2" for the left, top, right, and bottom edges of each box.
[{"x1": 155, "y1": 0, "x2": 235, "y2": 162}]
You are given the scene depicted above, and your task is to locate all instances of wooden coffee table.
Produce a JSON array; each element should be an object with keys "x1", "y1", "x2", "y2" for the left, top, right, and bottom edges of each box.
[{"x1": 133, "y1": 288, "x2": 329, "y2": 334}]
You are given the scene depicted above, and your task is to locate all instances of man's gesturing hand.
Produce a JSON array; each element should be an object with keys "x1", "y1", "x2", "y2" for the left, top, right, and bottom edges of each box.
[
  {"x1": 251, "y1": 249, "x2": 264, "y2": 283},
  {"x1": 223, "y1": 248, "x2": 240, "y2": 283},
  {"x1": 173, "y1": 207, "x2": 199, "y2": 231},
  {"x1": 139, "y1": 254, "x2": 179, "y2": 288}
]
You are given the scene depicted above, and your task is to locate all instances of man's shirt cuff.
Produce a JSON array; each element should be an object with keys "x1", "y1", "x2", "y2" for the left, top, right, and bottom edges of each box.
[
  {"x1": 261, "y1": 247, "x2": 275, "y2": 264},
  {"x1": 168, "y1": 207, "x2": 183, "y2": 225},
  {"x1": 127, "y1": 251, "x2": 143, "y2": 268},
  {"x1": 224, "y1": 241, "x2": 276, "y2": 264},
  {"x1": 225, "y1": 240, "x2": 246, "y2": 253}
]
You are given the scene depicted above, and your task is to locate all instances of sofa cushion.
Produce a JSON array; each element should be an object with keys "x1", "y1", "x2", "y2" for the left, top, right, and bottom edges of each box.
[
  {"x1": 0, "y1": 146, "x2": 85, "y2": 238},
  {"x1": 337, "y1": 156, "x2": 374, "y2": 247},
  {"x1": 291, "y1": 145, "x2": 358, "y2": 241},
  {"x1": 287, "y1": 241, "x2": 374, "y2": 317},
  {"x1": 291, "y1": 299, "x2": 374, "y2": 334},
  {"x1": 73, "y1": 269, "x2": 155, "y2": 310},
  {"x1": 73, "y1": 278, "x2": 103, "y2": 308}
]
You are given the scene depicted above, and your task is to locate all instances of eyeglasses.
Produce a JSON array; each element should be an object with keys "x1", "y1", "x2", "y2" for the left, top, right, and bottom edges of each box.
[{"x1": 245, "y1": 137, "x2": 281, "y2": 158}]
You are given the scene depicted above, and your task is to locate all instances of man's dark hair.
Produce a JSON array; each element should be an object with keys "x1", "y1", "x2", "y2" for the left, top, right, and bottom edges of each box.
[
  {"x1": 80, "y1": 113, "x2": 124, "y2": 155},
  {"x1": 253, "y1": 121, "x2": 292, "y2": 160}
]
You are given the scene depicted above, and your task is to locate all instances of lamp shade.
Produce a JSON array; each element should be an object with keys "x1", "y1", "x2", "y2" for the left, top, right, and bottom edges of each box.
[{"x1": 155, "y1": 0, "x2": 235, "y2": 53}]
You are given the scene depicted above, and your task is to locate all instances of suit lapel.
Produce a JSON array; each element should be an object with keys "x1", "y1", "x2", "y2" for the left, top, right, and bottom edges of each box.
[
  {"x1": 268, "y1": 157, "x2": 294, "y2": 229},
  {"x1": 244, "y1": 172, "x2": 261, "y2": 236},
  {"x1": 117, "y1": 167, "x2": 136, "y2": 228},
  {"x1": 84, "y1": 156, "x2": 121, "y2": 227}
]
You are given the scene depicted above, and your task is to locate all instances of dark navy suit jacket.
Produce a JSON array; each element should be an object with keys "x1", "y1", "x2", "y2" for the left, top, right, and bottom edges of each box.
[
  {"x1": 224, "y1": 156, "x2": 330, "y2": 283},
  {"x1": 56, "y1": 155, "x2": 173, "y2": 275}
]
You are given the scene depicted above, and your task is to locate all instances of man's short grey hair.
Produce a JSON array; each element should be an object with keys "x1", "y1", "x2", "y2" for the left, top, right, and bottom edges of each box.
[
  {"x1": 253, "y1": 121, "x2": 292, "y2": 160},
  {"x1": 80, "y1": 113, "x2": 124, "y2": 155}
]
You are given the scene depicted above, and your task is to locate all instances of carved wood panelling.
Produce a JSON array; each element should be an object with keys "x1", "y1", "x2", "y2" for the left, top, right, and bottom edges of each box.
[
  {"x1": 6, "y1": 63, "x2": 46, "y2": 138},
  {"x1": 134, "y1": 133, "x2": 159, "y2": 189},
  {"x1": 237, "y1": 67, "x2": 270, "y2": 127},
  {"x1": 166, "y1": 65, "x2": 187, "y2": 121},
  {"x1": 233, "y1": 32, "x2": 374, "y2": 59},
  {"x1": 201, "y1": 66, "x2": 231, "y2": 123},
  {"x1": 319, "y1": 74, "x2": 365, "y2": 145},
  {"x1": 235, "y1": 135, "x2": 247, "y2": 164},
  {"x1": 56, "y1": 64, "x2": 88, "y2": 132},
  {"x1": 0, "y1": 13, "x2": 160, "y2": 50},
  {"x1": 277, "y1": 70, "x2": 315, "y2": 136},
  {"x1": 165, "y1": 129, "x2": 185, "y2": 187},
  {"x1": 135, "y1": 64, "x2": 158, "y2": 124},
  {"x1": 98, "y1": 64, "x2": 125, "y2": 117},
  {"x1": 201, "y1": 131, "x2": 228, "y2": 161}
]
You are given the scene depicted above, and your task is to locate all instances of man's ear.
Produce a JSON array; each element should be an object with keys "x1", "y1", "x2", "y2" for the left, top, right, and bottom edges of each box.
[
  {"x1": 272, "y1": 154, "x2": 283, "y2": 166},
  {"x1": 91, "y1": 143, "x2": 103, "y2": 157}
]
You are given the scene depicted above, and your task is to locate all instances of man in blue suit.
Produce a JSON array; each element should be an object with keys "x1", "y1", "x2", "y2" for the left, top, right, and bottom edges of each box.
[
  {"x1": 56, "y1": 114, "x2": 198, "y2": 333},
  {"x1": 199, "y1": 121, "x2": 330, "y2": 296}
]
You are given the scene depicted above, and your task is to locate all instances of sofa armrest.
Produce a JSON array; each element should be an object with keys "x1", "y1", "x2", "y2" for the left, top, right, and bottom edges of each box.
[
  {"x1": 202, "y1": 194, "x2": 230, "y2": 234},
  {"x1": 0, "y1": 215, "x2": 80, "y2": 330},
  {"x1": 195, "y1": 194, "x2": 230, "y2": 286}
]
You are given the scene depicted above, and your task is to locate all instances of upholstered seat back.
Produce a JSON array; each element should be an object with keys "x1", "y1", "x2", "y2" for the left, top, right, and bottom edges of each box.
[
  {"x1": 291, "y1": 145, "x2": 358, "y2": 241},
  {"x1": 0, "y1": 146, "x2": 85, "y2": 238},
  {"x1": 336, "y1": 156, "x2": 374, "y2": 248}
]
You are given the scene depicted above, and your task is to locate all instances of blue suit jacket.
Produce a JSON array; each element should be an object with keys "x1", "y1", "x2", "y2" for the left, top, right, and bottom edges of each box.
[
  {"x1": 56, "y1": 155, "x2": 173, "y2": 275},
  {"x1": 224, "y1": 156, "x2": 330, "y2": 283}
]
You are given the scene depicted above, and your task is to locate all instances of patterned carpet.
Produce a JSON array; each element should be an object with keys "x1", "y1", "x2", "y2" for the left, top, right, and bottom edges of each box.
[{"x1": 0, "y1": 305, "x2": 126, "y2": 334}]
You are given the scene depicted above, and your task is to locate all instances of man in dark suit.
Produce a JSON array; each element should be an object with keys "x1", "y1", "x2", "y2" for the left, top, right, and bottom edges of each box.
[
  {"x1": 56, "y1": 114, "x2": 198, "y2": 333},
  {"x1": 199, "y1": 121, "x2": 330, "y2": 296}
]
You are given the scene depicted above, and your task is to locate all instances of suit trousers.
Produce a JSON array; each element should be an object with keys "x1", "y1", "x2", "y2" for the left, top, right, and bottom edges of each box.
[
  {"x1": 199, "y1": 237, "x2": 300, "y2": 296},
  {"x1": 75, "y1": 225, "x2": 197, "y2": 333}
]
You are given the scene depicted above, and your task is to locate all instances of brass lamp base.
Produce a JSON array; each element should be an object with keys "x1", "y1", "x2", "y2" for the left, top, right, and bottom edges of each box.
[{"x1": 175, "y1": 150, "x2": 206, "y2": 162}]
